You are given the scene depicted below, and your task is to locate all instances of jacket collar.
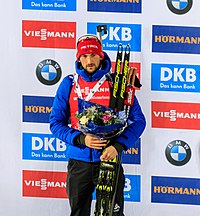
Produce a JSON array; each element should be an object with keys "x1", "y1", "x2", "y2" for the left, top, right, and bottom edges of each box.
[{"x1": 75, "y1": 52, "x2": 111, "y2": 82}]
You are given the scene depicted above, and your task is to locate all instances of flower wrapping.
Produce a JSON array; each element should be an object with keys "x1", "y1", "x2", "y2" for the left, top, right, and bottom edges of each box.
[{"x1": 75, "y1": 98, "x2": 127, "y2": 139}]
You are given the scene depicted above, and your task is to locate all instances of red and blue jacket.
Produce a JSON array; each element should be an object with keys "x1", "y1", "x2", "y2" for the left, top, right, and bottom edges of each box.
[{"x1": 49, "y1": 52, "x2": 146, "y2": 162}]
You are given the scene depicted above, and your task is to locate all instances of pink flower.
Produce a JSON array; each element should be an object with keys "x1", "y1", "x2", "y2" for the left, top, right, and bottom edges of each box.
[{"x1": 102, "y1": 114, "x2": 112, "y2": 123}]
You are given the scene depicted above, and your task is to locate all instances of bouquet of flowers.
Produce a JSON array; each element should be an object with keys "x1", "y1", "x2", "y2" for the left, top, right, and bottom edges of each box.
[{"x1": 75, "y1": 98, "x2": 127, "y2": 139}]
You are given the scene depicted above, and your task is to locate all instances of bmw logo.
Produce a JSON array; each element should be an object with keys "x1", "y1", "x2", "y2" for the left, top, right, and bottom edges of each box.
[
  {"x1": 36, "y1": 59, "x2": 62, "y2": 85},
  {"x1": 165, "y1": 140, "x2": 191, "y2": 166},
  {"x1": 167, "y1": 0, "x2": 193, "y2": 15}
]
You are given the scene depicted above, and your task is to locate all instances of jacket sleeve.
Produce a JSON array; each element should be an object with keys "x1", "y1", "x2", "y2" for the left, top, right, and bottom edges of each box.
[
  {"x1": 115, "y1": 95, "x2": 146, "y2": 150},
  {"x1": 49, "y1": 76, "x2": 82, "y2": 145}
]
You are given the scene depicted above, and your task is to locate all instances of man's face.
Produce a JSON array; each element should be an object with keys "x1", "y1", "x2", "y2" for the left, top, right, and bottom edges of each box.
[{"x1": 79, "y1": 54, "x2": 101, "y2": 73}]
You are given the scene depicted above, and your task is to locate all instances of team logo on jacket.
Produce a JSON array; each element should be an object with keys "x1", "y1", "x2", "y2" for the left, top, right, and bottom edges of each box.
[
  {"x1": 167, "y1": 0, "x2": 193, "y2": 14},
  {"x1": 36, "y1": 59, "x2": 62, "y2": 85},
  {"x1": 165, "y1": 140, "x2": 191, "y2": 166}
]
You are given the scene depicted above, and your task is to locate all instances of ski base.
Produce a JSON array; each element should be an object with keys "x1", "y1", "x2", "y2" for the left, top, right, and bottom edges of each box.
[{"x1": 94, "y1": 159, "x2": 117, "y2": 216}]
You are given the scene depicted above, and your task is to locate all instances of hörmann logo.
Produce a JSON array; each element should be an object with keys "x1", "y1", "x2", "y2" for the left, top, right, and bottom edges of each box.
[
  {"x1": 152, "y1": 25, "x2": 200, "y2": 54},
  {"x1": 152, "y1": 176, "x2": 200, "y2": 205},
  {"x1": 152, "y1": 101, "x2": 200, "y2": 130},
  {"x1": 22, "y1": 0, "x2": 76, "y2": 11},
  {"x1": 23, "y1": 170, "x2": 68, "y2": 198},
  {"x1": 22, "y1": 20, "x2": 76, "y2": 49},
  {"x1": 87, "y1": 22, "x2": 141, "y2": 52},
  {"x1": 23, "y1": 95, "x2": 54, "y2": 123},
  {"x1": 22, "y1": 133, "x2": 67, "y2": 162},
  {"x1": 167, "y1": 0, "x2": 193, "y2": 15},
  {"x1": 122, "y1": 139, "x2": 141, "y2": 164},
  {"x1": 151, "y1": 63, "x2": 200, "y2": 93},
  {"x1": 87, "y1": 0, "x2": 142, "y2": 13}
]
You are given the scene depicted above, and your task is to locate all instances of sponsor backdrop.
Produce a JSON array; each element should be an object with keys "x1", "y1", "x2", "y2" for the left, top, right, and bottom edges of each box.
[{"x1": 1, "y1": 0, "x2": 200, "y2": 216}]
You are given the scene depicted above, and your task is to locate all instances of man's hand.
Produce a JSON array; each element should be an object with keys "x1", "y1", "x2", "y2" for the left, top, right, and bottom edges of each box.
[
  {"x1": 100, "y1": 145, "x2": 118, "y2": 161},
  {"x1": 85, "y1": 134, "x2": 107, "y2": 150}
]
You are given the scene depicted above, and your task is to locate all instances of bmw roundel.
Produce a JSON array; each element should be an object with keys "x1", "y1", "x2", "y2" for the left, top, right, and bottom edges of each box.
[
  {"x1": 167, "y1": 0, "x2": 193, "y2": 15},
  {"x1": 165, "y1": 140, "x2": 191, "y2": 166},
  {"x1": 36, "y1": 59, "x2": 62, "y2": 85}
]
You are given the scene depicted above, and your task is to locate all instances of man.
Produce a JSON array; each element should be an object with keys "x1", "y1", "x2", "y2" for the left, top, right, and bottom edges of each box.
[{"x1": 49, "y1": 34, "x2": 146, "y2": 216}]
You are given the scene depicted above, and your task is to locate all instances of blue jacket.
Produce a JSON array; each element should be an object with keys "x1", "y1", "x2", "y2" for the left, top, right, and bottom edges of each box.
[{"x1": 49, "y1": 52, "x2": 146, "y2": 162}]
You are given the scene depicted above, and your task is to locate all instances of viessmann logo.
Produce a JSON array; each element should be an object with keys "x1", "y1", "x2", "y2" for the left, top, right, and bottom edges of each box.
[
  {"x1": 22, "y1": 20, "x2": 76, "y2": 49},
  {"x1": 22, "y1": 170, "x2": 68, "y2": 198},
  {"x1": 152, "y1": 101, "x2": 200, "y2": 130}
]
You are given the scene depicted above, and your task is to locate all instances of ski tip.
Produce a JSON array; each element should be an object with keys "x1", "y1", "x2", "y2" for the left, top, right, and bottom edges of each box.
[
  {"x1": 117, "y1": 43, "x2": 123, "y2": 52},
  {"x1": 125, "y1": 44, "x2": 130, "y2": 52}
]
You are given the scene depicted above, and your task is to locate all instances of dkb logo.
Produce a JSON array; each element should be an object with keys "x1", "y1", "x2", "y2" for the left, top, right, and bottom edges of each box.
[{"x1": 87, "y1": 22, "x2": 141, "y2": 52}]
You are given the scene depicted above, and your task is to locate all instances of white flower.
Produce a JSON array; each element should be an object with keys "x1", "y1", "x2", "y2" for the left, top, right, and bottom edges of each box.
[{"x1": 79, "y1": 116, "x2": 89, "y2": 126}]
